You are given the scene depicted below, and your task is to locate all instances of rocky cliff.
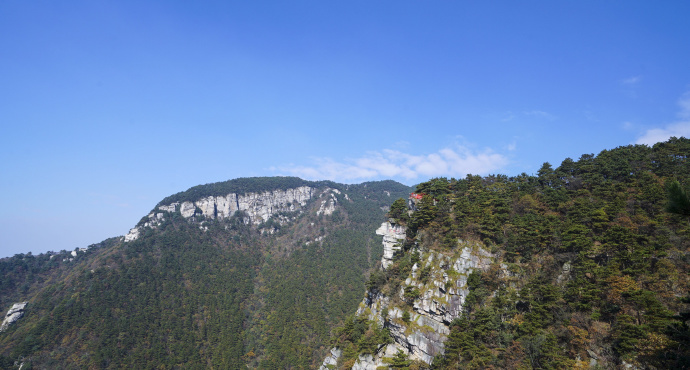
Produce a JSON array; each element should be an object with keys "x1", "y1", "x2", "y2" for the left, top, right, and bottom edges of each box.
[
  {"x1": 375, "y1": 221, "x2": 406, "y2": 270},
  {"x1": 125, "y1": 186, "x2": 315, "y2": 242},
  {"x1": 1, "y1": 302, "x2": 27, "y2": 333},
  {"x1": 321, "y1": 220, "x2": 499, "y2": 369}
]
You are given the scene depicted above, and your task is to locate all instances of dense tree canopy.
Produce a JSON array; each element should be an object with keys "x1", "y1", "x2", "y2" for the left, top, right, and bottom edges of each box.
[
  {"x1": 329, "y1": 138, "x2": 690, "y2": 369},
  {"x1": 0, "y1": 179, "x2": 412, "y2": 369},
  {"x1": 411, "y1": 139, "x2": 690, "y2": 369}
]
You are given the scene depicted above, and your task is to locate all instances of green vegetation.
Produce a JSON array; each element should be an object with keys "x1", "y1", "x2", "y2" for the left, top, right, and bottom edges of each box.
[
  {"x1": 249, "y1": 180, "x2": 411, "y2": 368},
  {"x1": 3, "y1": 138, "x2": 689, "y2": 369},
  {"x1": 1, "y1": 217, "x2": 259, "y2": 368},
  {"x1": 0, "y1": 179, "x2": 411, "y2": 369},
  {"x1": 384, "y1": 349, "x2": 411, "y2": 368},
  {"x1": 667, "y1": 179, "x2": 690, "y2": 216},
  {"x1": 327, "y1": 137, "x2": 689, "y2": 369},
  {"x1": 406, "y1": 138, "x2": 690, "y2": 369},
  {"x1": 388, "y1": 198, "x2": 409, "y2": 223},
  {"x1": 330, "y1": 315, "x2": 393, "y2": 368}
]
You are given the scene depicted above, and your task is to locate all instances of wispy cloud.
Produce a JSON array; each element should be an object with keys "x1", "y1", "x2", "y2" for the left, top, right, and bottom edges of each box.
[
  {"x1": 678, "y1": 91, "x2": 690, "y2": 119},
  {"x1": 622, "y1": 75, "x2": 641, "y2": 85},
  {"x1": 500, "y1": 112, "x2": 516, "y2": 122},
  {"x1": 524, "y1": 110, "x2": 557, "y2": 120},
  {"x1": 621, "y1": 75, "x2": 642, "y2": 98},
  {"x1": 392, "y1": 140, "x2": 411, "y2": 150},
  {"x1": 636, "y1": 92, "x2": 690, "y2": 145},
  {"x1": 498, "y1": 110, "x2": 556, "y2": 122},
  {"x1": 275, "y1": 144, "x2": 509, "y2": 183}
]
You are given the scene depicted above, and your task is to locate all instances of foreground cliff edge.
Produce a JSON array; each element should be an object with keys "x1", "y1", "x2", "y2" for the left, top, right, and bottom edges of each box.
[
  {"x1": 321, "y1": 217, "x2": 499, "y2": 369},
  {"x1": 322, "y1": 138, "x2": 690, "y2": 369}
]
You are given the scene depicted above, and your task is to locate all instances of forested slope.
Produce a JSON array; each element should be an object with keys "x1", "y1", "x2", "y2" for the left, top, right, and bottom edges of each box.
[
  {"x1": 331, "y1": 137, "x2": 690, "y2": 369},
  {"x1": 0, "y1": 178, "x2": 412, "y2": 369},
  {"x1": 432, "y1": 139, "x2": 689, "y2": 368}
]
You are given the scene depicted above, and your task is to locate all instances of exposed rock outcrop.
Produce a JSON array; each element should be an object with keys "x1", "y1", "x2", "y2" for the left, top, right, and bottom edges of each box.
[
  {"x1": 318, "y1": 347, "x2": 342, "y2": 370},
  {"x1": 317, "y1": 190, "x2": 338, "y2": 216},
  {"x1": 177, "y1": 186, "x2": 314, "y2": 223},
  {"x1": 375, "y1": 221, "x2": 406, "y2": 269},
  {"x1": 326, "y1": 219, "x2": 499, "y2": 368},
  {"x1": 350, "y1": 345, "x2": 400, "y2": 369},
  {"x1": 1, "y1": 302, "x2": 28, "y2": 332},
  {"x1": 125, "y1": 186, "x2": 316, "y2": 241},
  {"x1": 124, "y1": 227, "x2": 139, "y2": 242},
  {"x1": 354, "y1": 243, "x2": 494, "y2": 366}
]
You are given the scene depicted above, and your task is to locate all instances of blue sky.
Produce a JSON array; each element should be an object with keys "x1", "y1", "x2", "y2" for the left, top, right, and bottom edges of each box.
[{"x1": 2, "y1": 1, "x2": 690, "y2": 257}]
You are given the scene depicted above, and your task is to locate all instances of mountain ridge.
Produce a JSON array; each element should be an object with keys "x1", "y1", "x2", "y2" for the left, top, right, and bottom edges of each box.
[
  {"x1": 2, "y1": 139, "x2": 689, "y2": 369},
  {"x1": 322, "y1": 138, "x2": 690, "y2": 369},
  {"x1": 0, "y1": 177, "x2": 413, "y2": 368}
]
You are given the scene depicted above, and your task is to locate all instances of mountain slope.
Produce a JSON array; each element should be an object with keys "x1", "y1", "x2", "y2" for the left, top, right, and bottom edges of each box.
[
  {"x1": 0, "y1": 177, "x2": 412, "y2": 369},
  {"x1": 3, "y1": 137, "x2": 690, "y2": 369},
  {"x1": 324, "y1": 138, "x2": 690, "y2": 369}
]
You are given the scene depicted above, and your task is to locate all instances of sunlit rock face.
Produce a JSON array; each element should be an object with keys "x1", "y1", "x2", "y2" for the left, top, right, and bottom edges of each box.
[
  {"x1": 124, "y1": 227, "x2": 140, "y2": 242},
  {"x1": 1, "y1": 302, "x2": 28, "y2": 332},
  {"x1": 318, "y1": 347, "x2": 342, "y2": 370},
  {"x1": 317, "y1": 190, "x2": 338, "y2": 216},
  {"x1": 355, "y1": 243, "x2": 495, "y2": 366},
  {"x1": 125, "y1": 186, "x2": 316, "y2": 241},
  {"x1": 375, "y1": 221, "x2": 406, "y2": 269},
  {"x1": 323, "y1": 222, "x2": 500, "y2": 368},
  {"x1": 177, "y1": 186, "x2": 314, "y2": 224}
]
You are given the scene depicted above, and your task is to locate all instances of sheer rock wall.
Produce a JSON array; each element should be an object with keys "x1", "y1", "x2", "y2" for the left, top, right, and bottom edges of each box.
[
  {"x1": 321, "y1": 220, "x2": 497, "y2": 369},
  {"x1": 375, "y1": 221, "x2": 406, "y2": 269},
  {"x1": 125, "y1": 186, "x2": 315, "y2": 241}
]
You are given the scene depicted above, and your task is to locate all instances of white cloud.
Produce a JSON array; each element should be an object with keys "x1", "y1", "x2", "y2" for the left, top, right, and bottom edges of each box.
[
  {"x1": 276, "y1": 144, "x2": 509, "y2": 183},
  {"x1": 524, "y1": 110, "x2": 557, "y2": 120},
  {"x1": 584, "y1": 110, "x2": 599, "y2": 122},
  {"x1": 636, "y1": 92, "x2": 690, "y2": 145},
  {"x1": 622, "y1": 76, "x2": 641, "y2": 85},
  {"x1": 678, "y1": 91, "x2": 690, "y2": 119},
  {"x1": 392, "y1": 140, "x2": 411, "y2": 150},
  {"x1": 500, "y1": 112, "x2": 516, "y2": 122},
  {"x1": 621, "y1": 76, "x2": 642, "y2": 98},
  {"x1": 635, "y1": 122, "x2": 690, "y2": 145}
]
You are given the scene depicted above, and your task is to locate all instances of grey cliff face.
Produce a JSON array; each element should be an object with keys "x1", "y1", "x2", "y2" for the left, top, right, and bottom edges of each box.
[
  {"x1": 318, "y1": 347, "x2": 342, "y2": 370},
  {"x1": 178, "y1": 186, "x2": 313, "y2": 223},
  {"x1": 125, "y1": 186, "x2": 315, "y2": 242},
  {"x1": 357, "y1": 238, "x2": 494, "y2": 366},
  {"x1": 317, "y1": 189, "x2": 339, "y2": 216},
  {"x1": 322, "y1": 220, "x2": 501, "y2": 369},
  {"x1": 1, "y1": 302, "x2": 28, "y2": 332},
  {"x1": 375, "y1": 221, "x2": 406, "y2": 269}
]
